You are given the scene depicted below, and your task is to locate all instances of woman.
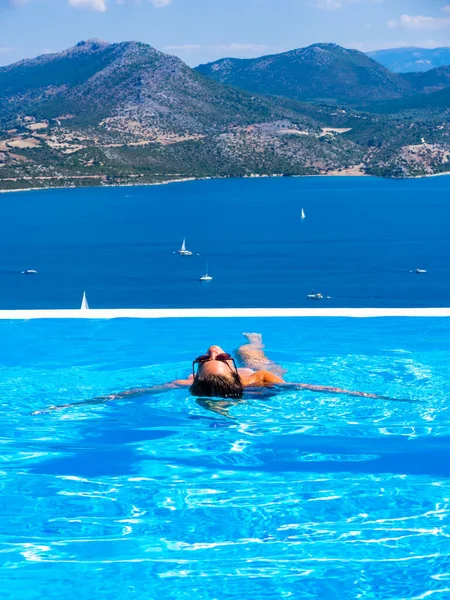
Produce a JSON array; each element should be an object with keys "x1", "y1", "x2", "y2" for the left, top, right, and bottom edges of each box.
[
  {"x1": 32, "y1": 333, "x2": 384, "y2": 414},
  {"x1": 173, "y1": 333, "x2": 381, "y2": 400}
]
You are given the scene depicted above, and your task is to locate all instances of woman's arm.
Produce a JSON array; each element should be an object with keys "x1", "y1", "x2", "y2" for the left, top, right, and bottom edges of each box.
[
  {"x1": 31, "y1": 382, "x2": 182, "y2": 415},
  {"x1": 290, "y1": 383, "x2": 387, "y2": 399},
  {"x1": 172, "y1": 374, "x2": 194, "y2": 386},
  {"x1": 248, "y1": 372, "x2": 387, "y2": 399}
]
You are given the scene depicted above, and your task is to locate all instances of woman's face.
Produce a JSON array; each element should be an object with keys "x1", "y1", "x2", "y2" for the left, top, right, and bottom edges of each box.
[{"x1": 196, "y1": 346, "x2": 235, "y2": 378}]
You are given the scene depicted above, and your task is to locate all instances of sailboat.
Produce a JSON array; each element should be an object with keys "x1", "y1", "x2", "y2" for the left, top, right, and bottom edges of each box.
[
  {"x1": 301, "y1": 208, "x2": 306, "y2": 220},
  {"x1": 80, "y1": 291, "x2": 89, "y2": 310},
  {"x1": 200, "y1": 262, "x2": 213, "y2": 281},
  {"x1": 178, "y1": 238, "x2": 193, "y2": 256}
]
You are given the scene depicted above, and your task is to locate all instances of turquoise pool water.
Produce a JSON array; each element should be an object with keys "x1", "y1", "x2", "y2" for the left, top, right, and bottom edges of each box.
[{"x1": 1, "y1": 317, "x2": 450, "y2": 598}]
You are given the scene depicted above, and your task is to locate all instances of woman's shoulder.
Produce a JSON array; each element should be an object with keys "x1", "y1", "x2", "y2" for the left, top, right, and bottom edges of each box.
[
  {"x1": 173, "y1": 374, "x2": 194, "y2": 386},
  {"x1": 242, "y1": 370, "x2": 285, "y2": 387}
]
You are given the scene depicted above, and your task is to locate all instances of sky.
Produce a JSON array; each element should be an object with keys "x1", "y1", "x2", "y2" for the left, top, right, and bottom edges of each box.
[{"x1": 0, "y1": 0, "x2": 450, "y2": 67}]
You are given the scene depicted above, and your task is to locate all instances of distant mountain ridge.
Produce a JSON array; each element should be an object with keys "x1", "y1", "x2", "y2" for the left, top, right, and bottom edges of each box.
[
  {"x1": 195, "y1": 43, "x2": 450, "y2": 108},
  {"x1": 402, "y1": 66, "x2": 450, "y2": 94},
  {"x1": 368, "y1": 47, "x2": 450, "y2": 73},
  {"x1": 196, "y1": 43, "x2": 410, "y2": 106}
]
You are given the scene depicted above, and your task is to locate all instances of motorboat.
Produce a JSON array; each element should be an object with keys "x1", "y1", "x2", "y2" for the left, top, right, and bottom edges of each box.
[
  {"x1": 301, "y1": 208, "x2": 306, "y2": 220},
  {"x1": 416, "y1": 269, "x2": 427, "y2": 274},
  {"x1": 178, "y1": 238, "x2": 193, "y2": 256},
  {"x1": 200, "y1": 263, "x2": 213, "y2": 281},
  {"x1": 307, "y1": 291, "x2": 323, "y2": 300},
  {"x1": 22, "y1": 269, "x2": 38, "y2": 275}
]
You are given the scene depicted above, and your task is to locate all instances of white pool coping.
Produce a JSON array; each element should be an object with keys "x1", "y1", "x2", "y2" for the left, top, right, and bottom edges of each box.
[{"x1": 0, "y1": 308, "x2": 449, "y2": 319}]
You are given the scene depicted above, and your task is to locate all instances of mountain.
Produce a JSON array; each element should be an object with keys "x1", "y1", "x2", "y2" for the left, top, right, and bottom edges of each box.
[
  {"x1": 373, "y1": 86, "x2": 450, "y2": 114},
  {"x1": 401, "y1": 66, "x2": 450, "y2": 94},
  {"x1": 0, "y1": 40, "x2": 449, "y2": 189},
  {"x1": 0, "y1": 40, "x2": 370, "y2": 188},
  {"x1": 368, "y1": 47, "x2": 450, "y2": 73},
  {"x1": 195, "y1": 44, "x2": 411, "y2": 106},
  {"x1": 0, "y1": 38, "x2": 306, "y2": 133}
]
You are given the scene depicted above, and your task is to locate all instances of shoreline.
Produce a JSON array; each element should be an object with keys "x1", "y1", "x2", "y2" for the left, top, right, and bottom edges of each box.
[
  {"x1": 0, "y1": 176, "x2": 207, "y2": 194},
  {"x1": 1, "y1": 171, "x2": 449, "y2": 194}
]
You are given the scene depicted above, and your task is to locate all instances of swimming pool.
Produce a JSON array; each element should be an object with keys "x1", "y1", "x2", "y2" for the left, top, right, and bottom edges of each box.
[{"x1": 1, "y1": 317, "x2": 450, "y2": 599}]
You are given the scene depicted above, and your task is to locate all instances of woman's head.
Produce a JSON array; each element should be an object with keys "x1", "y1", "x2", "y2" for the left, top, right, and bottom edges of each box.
[{"x1": 190, "y1": 345, "x2": 244, "y2": 399}]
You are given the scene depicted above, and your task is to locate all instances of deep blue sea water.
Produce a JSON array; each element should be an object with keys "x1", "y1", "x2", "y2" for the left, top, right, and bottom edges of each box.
[
  {"x1": 1, "y1": 176, "x2": 450, "y2": 309},
  {"x1": 1, "y1": 317, "x2": 450, "y2": 599}
]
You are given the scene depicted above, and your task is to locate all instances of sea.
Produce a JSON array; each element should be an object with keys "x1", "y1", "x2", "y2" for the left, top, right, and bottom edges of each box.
[{"x1": 0, "y1": 175, "x2": 449, "y2": 309}]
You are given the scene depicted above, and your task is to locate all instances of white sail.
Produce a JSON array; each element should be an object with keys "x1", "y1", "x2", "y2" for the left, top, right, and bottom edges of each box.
[
  {"x1": 301, "y1": 208, "x2": 306, "y2": 219},
  {"x1": 178, "y1": 238, "x2": 193, "y2": 255},
  {"x1": 80, "y1": 291, "x2": 89, "y2": 310}
]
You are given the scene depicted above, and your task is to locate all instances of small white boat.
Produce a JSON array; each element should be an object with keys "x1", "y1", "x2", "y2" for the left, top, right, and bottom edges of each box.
[
  {"x1": 178, "y1": 238, "x2": 193, "y2": 256},
  {"x1": 301, "y1": 208, "x2": 306, "y2": 220},
  {"x1": 80, "y1": 291, "x2": 89, "y2": 310},
  {"x1": 416, "y1": 269, "x2": 427, "y2": 274},
  {"x1": 200, "y1": 263, "x2": 213, "y2": 281},
  {"x1": 22, "y1": 269, "x2": 38, "y2": 275},
  {"x1": 307, "y1": 291, "x2": 323, "y2": 300}
]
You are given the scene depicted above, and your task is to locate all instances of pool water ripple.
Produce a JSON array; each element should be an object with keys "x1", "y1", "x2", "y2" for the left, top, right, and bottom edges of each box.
[{"x1": 1, "y1": 317, "x2": 450, "y2": 598}]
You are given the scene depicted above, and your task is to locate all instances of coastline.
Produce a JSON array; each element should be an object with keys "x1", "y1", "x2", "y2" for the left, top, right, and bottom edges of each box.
[
  {"x1": 0, "y1": 176, "x2": 207, "y2": 194},
  {"x1": 1, "y1": 171, "x2": 449, "y2": 194}
]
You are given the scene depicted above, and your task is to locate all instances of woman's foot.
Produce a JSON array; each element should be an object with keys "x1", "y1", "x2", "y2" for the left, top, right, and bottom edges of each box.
[
  {"x1": 242, "y1": 332, "x2": 263, "y2": 347},
  {"x1": 240, "y1": 333, "x2": 286, "y2": 377}
]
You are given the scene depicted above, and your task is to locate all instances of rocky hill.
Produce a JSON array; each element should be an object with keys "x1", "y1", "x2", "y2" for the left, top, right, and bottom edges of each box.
[{"x1": 0, "y1": 39, "x2": 308, "y2": 133}]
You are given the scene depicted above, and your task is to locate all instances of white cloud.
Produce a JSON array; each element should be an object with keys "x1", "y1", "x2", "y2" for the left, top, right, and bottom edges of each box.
[
  {"x1": 444, "y1": 6, "x2": 450, "y2": 14},
  {"x1": 388, "y1": 14, "x2": 450, "y2": 30},
  {"x1": 68, "y1": 0, "x2": 107, "y2": 11},
  {"x1": 0, "y1": 46, "x2": 13, "y2": 54}
]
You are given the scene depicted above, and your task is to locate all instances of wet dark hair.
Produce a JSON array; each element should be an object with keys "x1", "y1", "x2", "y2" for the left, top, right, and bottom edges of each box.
[{"x1": 190, "y1": 371, "x2": 244, "y2": 399}]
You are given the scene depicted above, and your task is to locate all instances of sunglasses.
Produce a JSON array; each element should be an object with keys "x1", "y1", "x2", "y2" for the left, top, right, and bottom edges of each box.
[{"x1": 192, "y1": 352, "x2": 237, "y2": 378}]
